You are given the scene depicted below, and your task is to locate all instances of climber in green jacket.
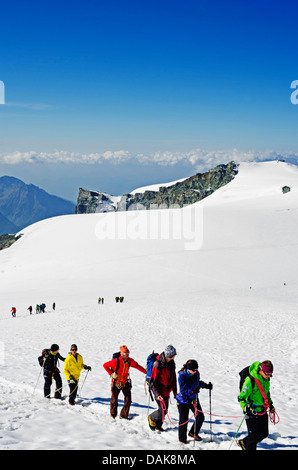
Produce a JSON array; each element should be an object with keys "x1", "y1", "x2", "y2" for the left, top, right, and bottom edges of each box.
[{"x1": 237, "y1": 360, "x2": 275, "y2": 450}]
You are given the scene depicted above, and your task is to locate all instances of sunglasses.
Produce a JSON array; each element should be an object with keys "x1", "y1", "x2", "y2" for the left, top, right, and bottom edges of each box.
[{"x1": 260, "y1": 368, "x2": 272, "y2": 377}]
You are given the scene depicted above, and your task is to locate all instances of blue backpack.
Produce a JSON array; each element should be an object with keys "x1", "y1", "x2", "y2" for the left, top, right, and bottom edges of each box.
[{"x1": 146, "y1": 351, "x2": 159, "y2": 383}]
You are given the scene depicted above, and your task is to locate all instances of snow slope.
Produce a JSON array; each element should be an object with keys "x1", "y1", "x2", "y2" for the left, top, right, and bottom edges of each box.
[
  {"x1": 0, "y1": 161, "x2": 298, "y2": 451},
  {"x1": 130, "y1": 176, "x2": 188, "y2": 194}
]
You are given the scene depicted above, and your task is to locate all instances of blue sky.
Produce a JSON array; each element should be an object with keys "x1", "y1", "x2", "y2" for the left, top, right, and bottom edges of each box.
[{"x1": 1, "y1": 0, "x2": 298, "y2": 201}]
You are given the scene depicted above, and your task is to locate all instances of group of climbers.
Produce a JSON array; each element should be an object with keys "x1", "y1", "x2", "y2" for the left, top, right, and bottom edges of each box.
[
  {"x1": 11, "y1": 302, "x2": 56, "y2": 317},
  {"x1": 38, "y1": 342, "x2": 276, "y2": 449},
  {"x1": 97, "y1": 297, "x2": 124, "y2": 304}
]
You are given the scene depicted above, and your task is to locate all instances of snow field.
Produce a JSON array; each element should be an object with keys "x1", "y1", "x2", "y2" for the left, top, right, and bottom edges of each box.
[{"x1": 1, "y1": 161, "x2": 298, "y2": 450}]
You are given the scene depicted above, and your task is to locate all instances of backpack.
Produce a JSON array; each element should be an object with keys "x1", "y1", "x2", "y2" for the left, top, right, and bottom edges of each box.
[
  {"x1": 111, "y1": 351, "x2": 131, "y2": 373},
  {"x1": 146, "y1": 351, "x2": 159, "y2": 383},
  {"x1": 38, "y1": 348, "x2": 50, "y2": 367},
  {"x1": 239, "y1": 365, "x2": 255, "y2": 392},
  {"x1": 111, "y1": 351, "x2": 121, "y2": 373}
]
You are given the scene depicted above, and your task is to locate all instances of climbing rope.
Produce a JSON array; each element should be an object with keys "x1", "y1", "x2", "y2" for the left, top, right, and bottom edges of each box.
[{"x1": 159, "y1": 398, "x2": 279, "y2": 425}]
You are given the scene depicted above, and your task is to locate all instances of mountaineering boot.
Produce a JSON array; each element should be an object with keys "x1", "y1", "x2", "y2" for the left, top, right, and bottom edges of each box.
[
  {"x1": 156, "y1": 426, "x2": 165, "y2": 432},
  {"x1": 148, "y1": 415, "x2": 156, "y2": 431},
  {"x1": 237, "y1": 439, "x2": 247, "y2": 450},
  {"x1": 188, "y1": 432, "x2": 202, "y2": 441}
]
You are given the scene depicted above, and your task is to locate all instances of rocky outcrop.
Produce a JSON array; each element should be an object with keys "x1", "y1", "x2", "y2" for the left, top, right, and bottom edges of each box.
[
  {"x1": 282, "y1": 185, "x2": 291, "y2": 194},
  {"x1": 75, "y1": 189, "x2": 118, "y2": 214},
  {"x1": 75, "y1": 161, "x2": 238, "y2": 214},
  {"x1": 0, "y1": 233, "x2": 22, "y2": 251}
]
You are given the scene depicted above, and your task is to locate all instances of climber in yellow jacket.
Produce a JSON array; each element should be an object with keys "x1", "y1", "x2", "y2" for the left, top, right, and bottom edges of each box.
[{"x1": 64, "y1": 344, "x2": 91, "y2": 405}]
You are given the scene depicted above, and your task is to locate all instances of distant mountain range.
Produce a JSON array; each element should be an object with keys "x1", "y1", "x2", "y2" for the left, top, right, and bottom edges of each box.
[{"x1": 0, "y1": 176, "x2": 75, "y2": 235}]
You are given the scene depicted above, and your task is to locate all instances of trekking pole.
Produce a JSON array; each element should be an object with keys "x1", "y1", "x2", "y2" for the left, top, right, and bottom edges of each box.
[
  {"x1": 32, "y1": 367, "x2": 43, "y2": 397},
  {"x1": 79, "y1": 370, "x2": 89, "y2": 396},
  {"x1": 147, "y1": 389, "x2": 151, "y2": 416},
  {"x1": 193, "y1": 395, "x2": 198, "y2": 449},
  {"x1": 32, "y1": 357, "x2": 45, "y2": 397},
  {"x1": 145, "y1": 381, "x2": 152, "y2": 415},
  {"x1": 228, "y1": 413, "x2": 247, "y2": 450},
  {"x1": 209, "y1": 384, "x2": 213, "y2": 442}
]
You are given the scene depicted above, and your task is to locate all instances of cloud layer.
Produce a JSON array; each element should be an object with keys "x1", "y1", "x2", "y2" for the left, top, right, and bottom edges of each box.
[{"x1": 0, "y1": 148, "x2": 296, "y2": 171}]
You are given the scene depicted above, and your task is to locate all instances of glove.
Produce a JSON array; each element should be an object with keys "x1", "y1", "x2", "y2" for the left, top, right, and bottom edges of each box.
[
  {"x1": 111, "y1": 372, "x2": 118, "y2": 380},
  {"x1": 206, "y1": 382, "x2": 213, "y2": 390},
  {"x1": 69, "y1": 375, "x2": 76, "y2": 384},
  {"x1": 85, "y1": 365, "x2": 92, "y2": 371}
]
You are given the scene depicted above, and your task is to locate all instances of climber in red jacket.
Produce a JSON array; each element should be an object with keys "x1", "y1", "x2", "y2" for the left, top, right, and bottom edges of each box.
[{"x1": 103, "y1": 345, "x2": 146, "y2": 419}]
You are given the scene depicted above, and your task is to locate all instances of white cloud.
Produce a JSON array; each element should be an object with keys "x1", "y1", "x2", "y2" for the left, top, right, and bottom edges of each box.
[
  {"x1": 0, "y1": 150, "x2": 131, "y2": 165},
  {"x1": 137, "y1": 148, "x2": 296, "y2": 170},
  {"x1": 0, "y1": 148, "x2": 296, "y2": 168}
]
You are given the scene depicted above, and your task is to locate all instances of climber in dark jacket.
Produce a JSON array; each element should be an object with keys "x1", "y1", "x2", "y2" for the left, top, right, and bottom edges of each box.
[
  {"x1": 176, "y1": 359, "x2": 212, "y2": 443},
  {"x1": 148, "y1": 345, "x2": 177, "y2": 431},
  {"x1": 38, "y1": 344, "x2": 65, "y2": 399}
]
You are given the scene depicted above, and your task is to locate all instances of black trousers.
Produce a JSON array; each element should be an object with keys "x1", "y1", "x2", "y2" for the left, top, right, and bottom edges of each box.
[
  {"x1": 149, "y1": 397, "x2": 169, "y2": 429},
  {"x1": 44, "y1": 370, "x2": 62, "y2": 398},
  {"x1": 242, "y1": 412, "x2": 269, "y2": 450},
  {"x1": 68, "y1": 379, "x2": 79, "y2": 404},
  {"x1": 177, "y1": 399, "x2": 205, "y2": 442}
]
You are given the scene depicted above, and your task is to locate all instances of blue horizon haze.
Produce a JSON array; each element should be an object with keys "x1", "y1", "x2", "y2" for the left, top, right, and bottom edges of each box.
[{"x1": 1, "y1": 0, "x2": 298, "y2": 200}]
